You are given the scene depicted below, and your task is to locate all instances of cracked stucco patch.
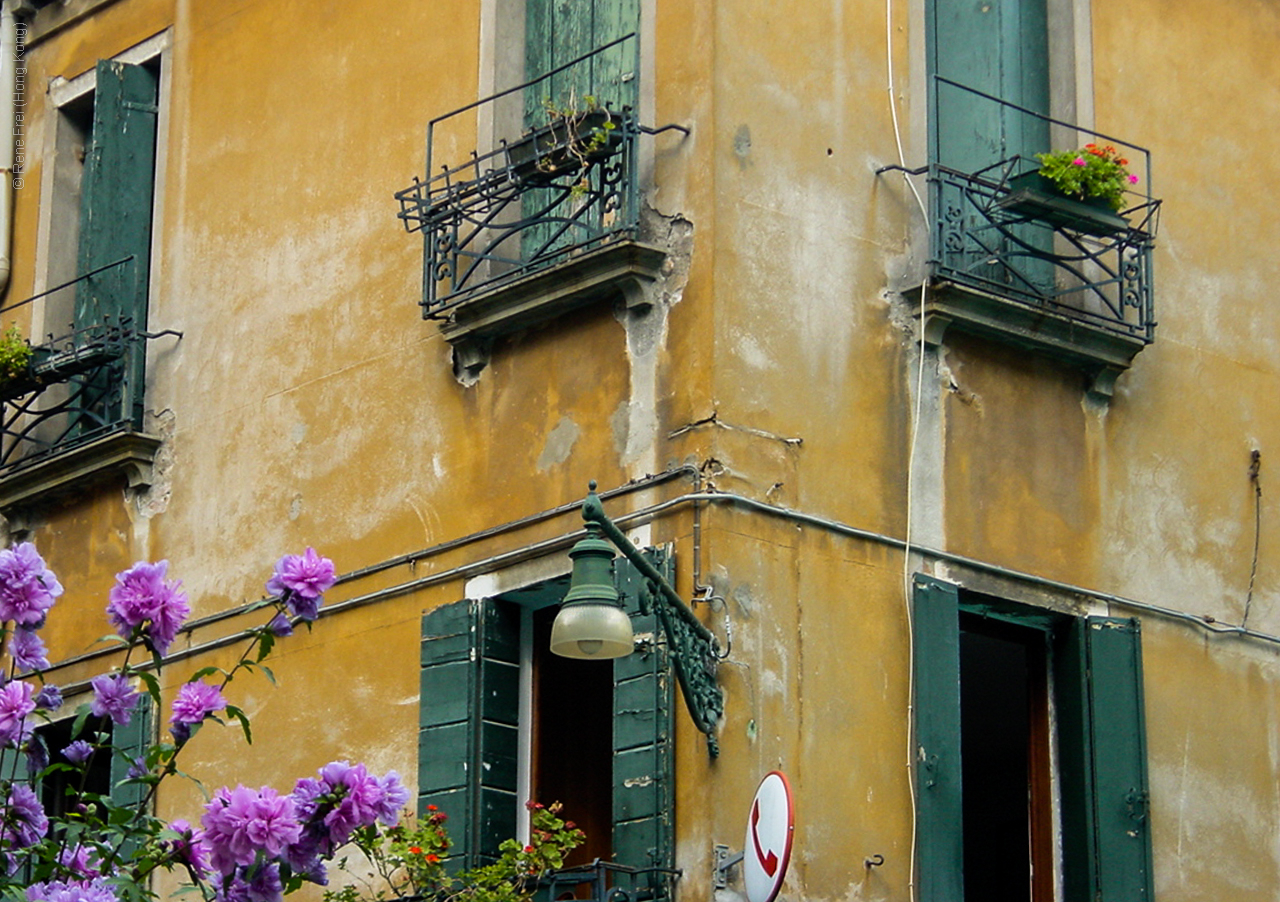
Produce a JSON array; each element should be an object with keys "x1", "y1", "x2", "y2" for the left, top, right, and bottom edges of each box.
[{"x1": 538, "y1": 416, "x2": 580, "y2": 470}]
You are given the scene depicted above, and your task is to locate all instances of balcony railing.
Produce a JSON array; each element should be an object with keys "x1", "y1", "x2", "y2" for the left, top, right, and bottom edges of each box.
[
  {"x1": 396, "y1": 35, "x2": 644, "y2": 317},
  {"x1": 535, "y1": 859, "x2": 680, "y2": 902},
  {"x1": 0, "y1": 257, "x2": 156, "y2": 478},
  {"x1": 903, "y1": 78, "x2": 1161, "y2": 393}
]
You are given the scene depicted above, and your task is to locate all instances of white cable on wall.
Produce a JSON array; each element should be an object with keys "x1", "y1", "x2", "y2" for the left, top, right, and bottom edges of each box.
[{"x1": 885, "y1": 0, "x2": 930, "y2": 899}]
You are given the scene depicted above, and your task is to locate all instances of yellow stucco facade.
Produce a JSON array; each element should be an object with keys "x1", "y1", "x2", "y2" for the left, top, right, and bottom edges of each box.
[{"x1": 1, "y1": 0, "x2": 1278, "y2": 900}]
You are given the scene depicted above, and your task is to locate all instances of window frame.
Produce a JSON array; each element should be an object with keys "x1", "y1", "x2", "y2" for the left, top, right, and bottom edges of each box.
[
  {"x1": 418, "y1": 549, "x2": 676, "y2": 898},
  {"x1": 0, "y1": 32, "x2": 172, "y2": 517},
  {"x1": 912, "y1": 575, "x2": 1156, "y2": 902}
]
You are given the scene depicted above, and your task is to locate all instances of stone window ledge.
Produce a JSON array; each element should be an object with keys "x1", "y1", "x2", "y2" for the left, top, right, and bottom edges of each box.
[
  {"x1": 0, "y1": 429, "x2": 162, "y2": 519},
  {"x1": 439, "y1": 240, "x2": 666, "y2": 364},
  {"x1": 920, "y1": 280, "x2": 1149, "y2": 399}
]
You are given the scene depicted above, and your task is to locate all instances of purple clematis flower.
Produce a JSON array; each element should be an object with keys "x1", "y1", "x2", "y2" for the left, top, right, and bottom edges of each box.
[
  {"x1": 107, "y1": 560, "x2": 190, "y2": 656},
  {"x1": 266, "y1": 549, "x2": 336, "y2": 621},
  {"x1": 62, "y1": 740, "x2": 94, "y2": 765},
  {"x1": 9, "y1": 627, "x2": 49, "y2": 672},
  {"x1": 0, "y1": 543, "x2": 62, "y2": 626},
  {"x1": 89, "y1": 674, "x2": 139, "y2": 727},
  {"x1": 171, "y1": 681, "x2": 227, "y2": 728}
]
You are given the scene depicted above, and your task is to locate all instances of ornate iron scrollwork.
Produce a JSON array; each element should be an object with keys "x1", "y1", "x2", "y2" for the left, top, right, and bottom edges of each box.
[{"x1": 580, "y1": 485, "x2": 725, "y2": 759}]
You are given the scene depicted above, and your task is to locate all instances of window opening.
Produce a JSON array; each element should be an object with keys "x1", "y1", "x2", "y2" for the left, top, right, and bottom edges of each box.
[
  {"x1": 35, "y1": 714, "x2": 112, "y2": 822},
  {"x1": 529, "y1": 604, "x2": 613, "y2": 868},
  {"x1": 959, "y1": 614, "x2": 1053, "y2": 902}
]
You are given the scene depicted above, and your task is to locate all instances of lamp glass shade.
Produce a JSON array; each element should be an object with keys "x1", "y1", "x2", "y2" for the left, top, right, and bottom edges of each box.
[{"x1": 549, "y1": 602, "x2": 634, "y2": 659}]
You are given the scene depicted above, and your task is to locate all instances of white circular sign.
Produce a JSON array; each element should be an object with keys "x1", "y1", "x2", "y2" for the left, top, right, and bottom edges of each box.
[{"x1": 743, "y1": 771, "x2": 794, "y2": 902}]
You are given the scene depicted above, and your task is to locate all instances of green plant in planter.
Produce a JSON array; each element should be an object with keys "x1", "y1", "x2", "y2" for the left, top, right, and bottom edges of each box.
[
  {"x1": 506, "y1": 90, "x2": 624, "y2": 198},
  {"x1": 540, "y1": 94, "x2": 618, "y2": 160},
  {"x1": 1035, "y1": 143, "x2": 1140, "y2": 212},
  {"x1": 0, "y1": 324, "x2": 32, "y2": 386},
  {"x1": 325, "y1": 801, "x2": 585, "y2": 902}
]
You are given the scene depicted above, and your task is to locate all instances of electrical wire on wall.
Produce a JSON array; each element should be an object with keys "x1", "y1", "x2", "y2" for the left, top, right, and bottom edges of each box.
[
  {"x1": 1243, "y1": 449, "x2": 1263, "y2": 628},
  {"x1": 884, "y1": 0, "x2": 930, "y2": 898}
]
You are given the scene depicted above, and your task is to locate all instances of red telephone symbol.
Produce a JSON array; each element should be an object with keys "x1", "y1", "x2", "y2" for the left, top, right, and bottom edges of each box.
[{"x1": 750, "y1": 799, "x2": 779, "y2": 877}]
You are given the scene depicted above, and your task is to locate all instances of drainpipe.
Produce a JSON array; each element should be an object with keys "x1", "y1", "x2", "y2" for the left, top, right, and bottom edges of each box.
[{"x1": 0, "y1": 2, "x2": 17, "y2": 297}]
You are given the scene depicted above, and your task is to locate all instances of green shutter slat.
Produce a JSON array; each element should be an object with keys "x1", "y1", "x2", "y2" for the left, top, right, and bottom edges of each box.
[
  {"x1": 912, "y1": 575, "x2": 964, "y2": 902},
  {"x1": 611, "y1": 550, "x2": 673, "y2": 886},
  {"x1": 77, "y1": 60, "x2": 158, "y2": 328},
  {"x1": 417, "y1": 721, "x2": 470, "y2": 792},
  {"x1": 420, "y1": 659, "x2": 475, "y2": 728},
  {"x1": 420, "y1": 600, "x2": 520, "y2": 870},
  {"x1": 1084, "y1": 617, "x2": 1155, "y2": 902},
  {"x1": 110, "y1": 695, "x2": 151, "y2": 810},
  {"x1": 1056, "y1": 617, "x2": 1097, "y2": 901},
  {"x1": 1057, "y1": 616, "x2": 1155, "y2": 902},
  {"x1": 75, "y1": 59, "x2": 159, "y2": 432}
]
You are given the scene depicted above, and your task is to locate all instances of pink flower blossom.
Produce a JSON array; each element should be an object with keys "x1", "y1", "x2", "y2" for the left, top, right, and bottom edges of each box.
[
  {"x1": 201, "y1": 785, "x2": 302, "y2": 875},
  {"x1": 266, "y1": 549, "x2": 336, "y2": 621},
  {"x1": 1071, "y1": 156, "x2": 1086, "y2": 166},
  {"x1": 171, "y1": 681, "x2": 227, "y2": 726},
  {"x1": 0, "y1": 543, "x2": 62, "y2": 626},
  {"x1": 1128, "y1": 173, "x2": 1139, "y2": 184},
  {"x1": 0, "y1": 680, "x2": 35, "y2": 747},
  {"x1": 107, "y1": 560, "x2": 190, "y2": 656},
  {"x1": 89, "y1": 674, "x2": 140, "y2": 726},
  {"x1": 9, "y1": 627, "x2": 48, "y2": 672}
]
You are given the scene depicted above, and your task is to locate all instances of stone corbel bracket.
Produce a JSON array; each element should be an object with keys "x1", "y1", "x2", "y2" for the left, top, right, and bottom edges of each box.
[{"x1": 440, "y1": 240, "x2": 666, "y2": 376}]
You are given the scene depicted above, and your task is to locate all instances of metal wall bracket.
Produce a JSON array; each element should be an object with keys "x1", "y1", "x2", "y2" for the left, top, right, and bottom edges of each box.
[
  {"x1": 713, "y1": 843, "x2": 744, "y2": 890},
  {"x1": 581, "y1": 483, "x2": 726, "y2": 758}
]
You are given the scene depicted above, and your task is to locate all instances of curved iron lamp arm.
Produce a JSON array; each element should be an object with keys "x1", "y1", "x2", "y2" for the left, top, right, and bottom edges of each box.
[{"x1": 582, "y1": 485, "x2": 725, "y2": 758}]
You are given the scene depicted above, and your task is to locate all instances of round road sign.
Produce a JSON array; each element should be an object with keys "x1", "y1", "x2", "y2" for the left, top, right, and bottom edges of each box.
[{"x1": 742, "y1": 771, "x2": 794, "y2": 902}]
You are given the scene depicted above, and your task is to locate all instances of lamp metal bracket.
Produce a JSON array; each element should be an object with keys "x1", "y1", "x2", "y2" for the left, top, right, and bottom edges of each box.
[{"x1": 581, "y1": 482, "x2": 726, "y2": 758}]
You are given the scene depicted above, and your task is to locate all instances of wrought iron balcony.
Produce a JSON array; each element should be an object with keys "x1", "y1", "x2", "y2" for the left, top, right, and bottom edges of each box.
[
  {"x1": 396, "y1": 35, "x2": 668, "y2": 360},
  {"x1": 0, "y1": 256, "x2": 167, "y2": 512},
  {"x1": 535, "y1": 859, "x2": 680, "y2": 902},
  {"x1": 907, "y1": 78, "x2": 1161, "y2": 397}
]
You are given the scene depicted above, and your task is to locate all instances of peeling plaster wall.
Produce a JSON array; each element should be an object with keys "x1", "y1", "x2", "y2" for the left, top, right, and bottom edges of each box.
[{"x1": 5, "y1": 0, "x2": 1280, "y2": 901}]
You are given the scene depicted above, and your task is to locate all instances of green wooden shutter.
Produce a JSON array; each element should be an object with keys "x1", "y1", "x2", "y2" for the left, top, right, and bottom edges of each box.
[
  {"x1": 76, "y1": 59, "x2": 159, "y2": 430},
  {"x1": 525, "y1": 0, "x2": 639, "y2": 112},
  {"x1": 420, "y1": 599, "x2": 520, "y2": 869},
  {"x1": 1057, "y1": 617, "x2": 1155, "y2": 902},
  {"x1": 522, "y1": 0, "x2": 640, "y2": 261},
  {"x1": 911, "y1": 576, "x2": 964, "y2": 902},
  {"x1": 109, "y1": 695, "x2": 151, "y2": 809},
  {"x1": 929, "y1": 0, "x2": 1049, "y2": 171},
  {"x1": 929, "y1": 0, "x2": 1051, "y2": 293},
  {"x1": 612, "y1": 549, "x2": 673, "y2": 893}
]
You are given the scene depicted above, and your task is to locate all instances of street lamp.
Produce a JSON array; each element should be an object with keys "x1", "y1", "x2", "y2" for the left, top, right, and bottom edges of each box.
[{"x1": 551, "y1": 482, "x2": 726, "y2": 757}]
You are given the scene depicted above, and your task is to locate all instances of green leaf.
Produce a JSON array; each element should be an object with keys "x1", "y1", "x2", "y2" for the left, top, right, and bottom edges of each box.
[
  {"x1": 189, "y1": 665, "x2": 224, "y2": 682},
  {"x1": 256, "y1": 630, "x2": 276, "y2": 663},
  {"x1": 70, "y1": 704, "x2": 92, "y2": 741},
  {"x1": 135, "y1": 670, "x2": 162, "y2": 707},
  {"x1": 225, "y1": 705, "x2": 253, "y2": 745}
]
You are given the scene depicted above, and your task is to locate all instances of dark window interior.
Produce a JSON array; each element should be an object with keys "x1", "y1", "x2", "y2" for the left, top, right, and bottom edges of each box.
[
  {"x1": 531, "y1": 605, "x2": 613, "y2": 868},
  {"x1": 959, "y1": 614, "x2": 1053, "y2": 902},
  {"x1": 37, "y1": 715, "x2": 112, "y2": 820}
]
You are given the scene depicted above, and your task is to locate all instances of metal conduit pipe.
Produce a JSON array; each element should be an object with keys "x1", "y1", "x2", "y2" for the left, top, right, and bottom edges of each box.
[{"x1": 37, "y1": 480, "x2": 1280, "y2": 694}]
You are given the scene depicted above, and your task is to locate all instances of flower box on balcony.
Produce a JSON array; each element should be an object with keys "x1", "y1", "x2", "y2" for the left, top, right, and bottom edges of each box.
[
  {"x1": 996, "y1": 172, "x2": 1130, "y2": 238},
  {"x1": 506, "y1": 110, "x2": 625, "y2": 186}
]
